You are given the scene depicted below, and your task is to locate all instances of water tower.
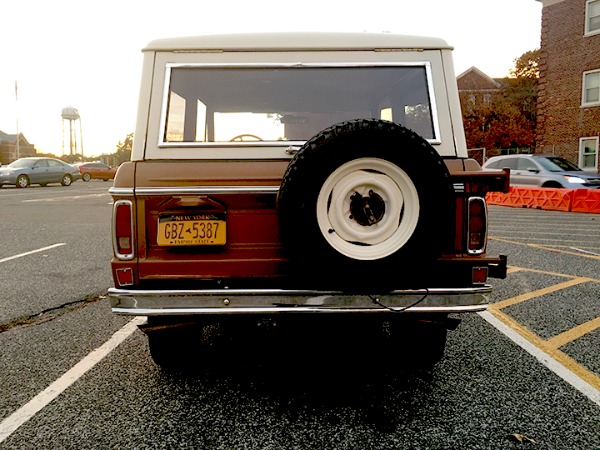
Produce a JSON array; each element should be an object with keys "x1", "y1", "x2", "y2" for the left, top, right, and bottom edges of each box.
[{"x1": 61, "y1": 106, "x2": 84, "y2": 156}]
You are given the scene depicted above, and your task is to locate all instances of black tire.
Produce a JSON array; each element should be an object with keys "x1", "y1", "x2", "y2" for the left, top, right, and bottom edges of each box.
[
  {"x1": 82, "y1": 173, "x2": 91, "y2": 182},
  {"x1": 61, "y1": 174, "x2": 73, "y2": 186},
  {"x1": 16, "y1": 174, "x2": 29, "y2": 188},
  {"x1": 542, "y1": 181, "x2": 562, "y2": 188},
  {"x1": 277, "y1": 119, "x2": 453, "y2": 289}
]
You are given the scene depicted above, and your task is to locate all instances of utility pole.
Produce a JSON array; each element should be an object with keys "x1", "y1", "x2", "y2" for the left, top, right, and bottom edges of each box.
[{"x1": 15, "y1": 80, "x2": 20, "y2": 160}]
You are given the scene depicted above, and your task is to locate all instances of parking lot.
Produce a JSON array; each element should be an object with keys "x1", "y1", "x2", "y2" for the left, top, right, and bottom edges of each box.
[
  {"x1": 486, "y1": 207, "x2": 600, "y2": 402},
  {"x1": 0, "y1": 183, "x2": 598, "y2": 449}
]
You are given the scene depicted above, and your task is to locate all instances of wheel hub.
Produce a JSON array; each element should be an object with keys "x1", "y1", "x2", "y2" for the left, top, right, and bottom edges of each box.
[{"x1": 349, "y1": 190, "x2": 385, "y2": 226}]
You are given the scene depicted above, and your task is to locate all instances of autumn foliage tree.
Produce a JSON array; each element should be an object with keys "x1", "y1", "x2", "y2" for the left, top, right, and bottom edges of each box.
[{"x1": 461, "y1": 49, "x2": 539, "y2": 156}]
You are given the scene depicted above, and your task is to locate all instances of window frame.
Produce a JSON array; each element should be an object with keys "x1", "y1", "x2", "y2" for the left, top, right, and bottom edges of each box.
[
  {"x1": 157, "y1": 62, "x2": 442, "y2": 149},
  {"x1": 582, "y1": 69, "x2": 600, "y2": 107},
  {"x1": 579, "y1": 136, "x2": 599, "y2": 171},
  {"x1": 585, "y1": 0, "x2": 600, "y2": 36}
]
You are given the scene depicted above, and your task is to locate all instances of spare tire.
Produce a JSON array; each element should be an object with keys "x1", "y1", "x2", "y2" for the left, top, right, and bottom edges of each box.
[{"x1": 278, "y1": 119, "x2": 454, "y2": 289}]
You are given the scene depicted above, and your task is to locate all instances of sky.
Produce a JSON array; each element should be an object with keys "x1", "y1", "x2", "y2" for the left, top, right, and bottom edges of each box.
[{"x1": 0, "y1": 0, "x2": 542, "y2": 158}]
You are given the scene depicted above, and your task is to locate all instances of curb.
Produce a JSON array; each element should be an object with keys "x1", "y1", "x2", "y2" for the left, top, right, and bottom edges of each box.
[{"x1": 486, "y1": 187, "x2": 600, "y2": 214}]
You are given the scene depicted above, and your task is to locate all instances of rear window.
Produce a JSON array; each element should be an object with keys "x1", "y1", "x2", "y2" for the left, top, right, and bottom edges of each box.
[{"x1": 161, "y1": 64, "x2": 438, "y2": 146}]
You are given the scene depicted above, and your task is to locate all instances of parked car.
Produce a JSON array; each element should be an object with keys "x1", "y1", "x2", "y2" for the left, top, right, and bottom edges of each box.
[
  {"x1": 78, "y1": 162, "x2": 117, "y2": 181},
  {"x1": 483, "y1": 154, "x2": 600, "y2": 189},
  {"x1": 108, "y1": 32, "x2": 510, "y2": 371},
  {"x1": 0, "y1": 157, "x2": 80, "y2": 188}
]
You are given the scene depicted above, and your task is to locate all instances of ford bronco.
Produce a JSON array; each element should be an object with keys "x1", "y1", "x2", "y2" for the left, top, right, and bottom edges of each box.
[{"x1": 108, "y1": 32, "x2": 509, "y2": 370}]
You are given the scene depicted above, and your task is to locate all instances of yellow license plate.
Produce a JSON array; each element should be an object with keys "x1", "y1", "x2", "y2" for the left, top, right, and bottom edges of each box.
[{"x1": 157, "y1": 214, "x2": 226, "y2": 246}]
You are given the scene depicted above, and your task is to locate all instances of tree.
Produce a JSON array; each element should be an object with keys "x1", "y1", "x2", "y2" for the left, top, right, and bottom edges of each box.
[
  {"x1": 115, "y1": 133, "x2": 133, "y2": 165},
  {"x1": 507, "y1": 49, "x2": 539, "y2": 123},
  {"x1": 510, "y1": 49, "x2": 540, "y2": 79},
  {"x1": 460, "y1": 49, "x2": 539, "y2": 157}
]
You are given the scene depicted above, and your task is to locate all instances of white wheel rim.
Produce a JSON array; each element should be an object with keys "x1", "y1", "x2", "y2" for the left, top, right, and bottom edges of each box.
[{"x1": 316, "y1": 157, "x2": 419, "y2": 260}]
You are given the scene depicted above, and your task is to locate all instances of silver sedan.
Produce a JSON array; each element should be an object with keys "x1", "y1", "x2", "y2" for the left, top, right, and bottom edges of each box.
[{"x1": 0, "y1": 157, "x2": 81, "y2": 188}]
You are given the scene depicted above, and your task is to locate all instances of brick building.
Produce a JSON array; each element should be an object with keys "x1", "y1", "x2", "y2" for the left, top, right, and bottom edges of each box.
[
  {"x1": 536, "y1": 0, "x2": 600, "y2": 172},
  {"x1": 0, "y1": 131, "x2": 36, "y2": 165},
  {"x1": 457, "y1": 66, "x2": 504, "y2": 97}
]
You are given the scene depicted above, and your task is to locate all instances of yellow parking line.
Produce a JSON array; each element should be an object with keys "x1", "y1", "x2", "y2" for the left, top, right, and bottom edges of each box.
[
  {"x1": 492, "y1": 277, "x2": 594, "y2": 310},
  {"x1": 506, "y1": 265, "x2": 579, "y2": 279},
  {"x1": 529, "y1": 244, "x2": 600, "y2": 260},
  {"x1": 546, "y1": 317, "x2": 600, "y2": 350},
  {"x1": 487, "y1": 308, "x2": 600, "y2": 391}
]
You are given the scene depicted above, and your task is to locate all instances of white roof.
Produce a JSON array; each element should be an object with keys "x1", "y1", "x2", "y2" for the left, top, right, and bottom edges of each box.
[{"x1": 143, "y1": 32, "x2": 452, "y2": 52}]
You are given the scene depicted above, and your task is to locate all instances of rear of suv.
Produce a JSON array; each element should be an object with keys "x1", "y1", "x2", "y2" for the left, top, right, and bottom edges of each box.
[{"x1": 109, "y1": 32, "x2": 509, "y2": 370}]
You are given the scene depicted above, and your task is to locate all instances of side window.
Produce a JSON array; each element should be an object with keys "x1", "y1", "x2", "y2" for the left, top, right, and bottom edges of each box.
[
  {"x1": 34, "y1": 160, "x2": 49, "y2": 168},
  {"x1": 582, "y1": 70, "x2": 600, "y2": 106},
  {"x1": 586, "y1": 0, "x2": 600, "y2": 35},
  {"x1": 516, "y1": 158, "x2": 538, "y2": 171},
  {"x1": 579, "y1": 137, "x2": 599, "y2": 171},
  {"x1": 47, "y1": 160, "x2": 62, "y2": 168},
  {"x1": 499, "y1": 158, "x2": 519, "y2": 170}
]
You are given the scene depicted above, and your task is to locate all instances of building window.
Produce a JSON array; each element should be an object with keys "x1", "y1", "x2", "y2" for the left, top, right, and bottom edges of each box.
[
  {"x1": 582, "y1": 70, "x2": 600, "y2": 106},
  {"x1": 587, "y1": 0, "x2": 600, "y2": 35},
  {"x1": 579, "y1": 137, "x2": 599, "y2": 171}
]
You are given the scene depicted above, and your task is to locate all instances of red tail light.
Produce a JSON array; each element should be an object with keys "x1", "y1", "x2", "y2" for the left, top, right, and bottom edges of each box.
[
  {"x1": 113, "y1": 200, "x2": 135, "y2": 260},
  {"x1": 467, "y1": 197, "x2": 487, "y2": 255}
]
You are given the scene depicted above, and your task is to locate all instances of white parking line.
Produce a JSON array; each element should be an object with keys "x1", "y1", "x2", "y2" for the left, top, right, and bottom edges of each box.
[
  {"x1": 479, "y1": 311, "x2": 600, "y2": 407},
  {"x1": 0, "y1": 316, "x2": 146, "y2": 444},
  {"x1": 570, "y1": 247, "x2": 600, "y2": 256},
  {"x1": 22, "y1": 193, "x2": 108, "y2": 203},
  {"x1": 0, "y1": 244, "x2": 66, "y2": 264}
]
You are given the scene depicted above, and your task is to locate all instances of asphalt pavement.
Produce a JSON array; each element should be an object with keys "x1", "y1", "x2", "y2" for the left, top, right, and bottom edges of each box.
[{"x1": 0, "y1": 184, "x2": 598, "y2": 449}]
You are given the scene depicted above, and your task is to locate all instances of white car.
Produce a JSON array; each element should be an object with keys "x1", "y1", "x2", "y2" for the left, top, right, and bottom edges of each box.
[{"x1": 483, "y1": 154, "x2": 600, "y2": 189}]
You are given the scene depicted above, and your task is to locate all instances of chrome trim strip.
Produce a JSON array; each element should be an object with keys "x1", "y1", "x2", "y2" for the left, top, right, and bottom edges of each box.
[
  {"x1": 109, "y1": 187, "x2": 135, "y2": 196},
  {"x1": 109, "y1": 186, "x2": 279, "y2": 196},
  {"x1": 423, "y1": 61, "x2": 442, "y2": 142},
  {"x1": 158, "y1": 141, "x2": 306, "y2": 149},
  {"x1": 109, "y1": 286, "x2": 490, "y2": 296},
  {"x1": 134, "y1": 186, "x2": 280, "y2": 195},
  {"x1": 108, "y1": 285, "x2": 491, "y2": 316},
  {"x1": 112, "y1": 305, "x2": 488, "y2": 315}
]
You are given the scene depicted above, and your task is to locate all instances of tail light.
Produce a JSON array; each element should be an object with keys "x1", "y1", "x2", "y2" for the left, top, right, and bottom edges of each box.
[
  {"x1": 113, "y1": 200, "x2": 135, "y2": 260},
  {"x1": 467, "y1": 197, "x2": 487, "y2": 255}
]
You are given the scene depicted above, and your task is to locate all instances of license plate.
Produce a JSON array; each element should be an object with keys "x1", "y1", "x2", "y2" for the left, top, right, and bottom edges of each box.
[{"x1": 157, "y1": 214, "x2": 226, "y2": 246}]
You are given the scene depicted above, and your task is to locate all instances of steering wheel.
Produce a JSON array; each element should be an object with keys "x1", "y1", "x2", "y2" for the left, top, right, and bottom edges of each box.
[{"x1": 230, "y1": 134, "x2": 263, "y2": 142}]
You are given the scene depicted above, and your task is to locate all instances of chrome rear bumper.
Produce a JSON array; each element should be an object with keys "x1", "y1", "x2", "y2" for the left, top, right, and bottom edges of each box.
[{"x1": 108, "y1": 285, "x2": 491, "y2": 315}]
